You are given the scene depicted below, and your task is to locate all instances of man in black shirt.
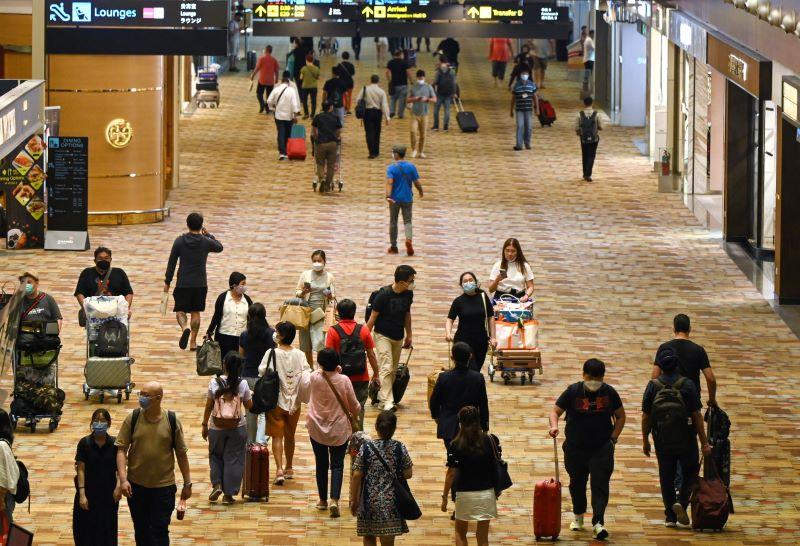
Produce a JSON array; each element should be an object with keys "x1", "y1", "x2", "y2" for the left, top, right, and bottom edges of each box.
[
  {"x1": 653, "y1": 314, "x2": 717, "y2": 407},
  {"x1": 435, "y1": 37, "x2": 460, "y2": 71},
  {"x1": 366, "y1": 265, "x2": 415, "y2": 412},
  {"x1": 75, "y1": 246, "x2": 134, "y2": 320},
  {"x1": 311, "y1": 101, "x2": 342, "y2": 193},
  {"x1": 642, "y1": 348, "x2": 712, "y2": 528},
  {"x1": 322, "y1": 67, "x2": 348, "y2": 128},
  {"x1": 549, "y1": 359, "x2": 624, "y2": 541},
  {"x1": 338, "y1": 52, "x2": 356, "y2": 114},
  {"x1": 386, "y1": 50, "x2": 410, "y2": 119}
]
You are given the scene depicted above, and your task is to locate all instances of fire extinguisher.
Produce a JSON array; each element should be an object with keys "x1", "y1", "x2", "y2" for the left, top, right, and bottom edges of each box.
[{"x1": 661, "y1": 149, "x2": 671, "y2": 176}]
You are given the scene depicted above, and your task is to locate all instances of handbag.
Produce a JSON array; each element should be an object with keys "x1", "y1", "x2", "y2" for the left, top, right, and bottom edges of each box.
[
  {"x1": 196, "y1": 338, "x2": 223, "y2": 376},
  {"x1": 251, "y1": 350, "x2": 280, "y2": 414},
  {"x1": 355, "y1": 86, "x2": 367, "y2": 119},
  {"x1": 279, "y1": 302, "x2": 311, "y2": 329},
  {"x1": 321, "y1": 370, "x2": 359, "y2": 433},
  {"x1": 367, "y1": 442, "x2": 422, "y2": 520},
  {"x1": 310, "y1": 307, "x2": 326, "y2": 324},
  {"x1": 489, "y1": 434, "x2": 513, "y2": 496},
  {"x1": 79, "y1": 268, "x2": 112, "y2": 327}
]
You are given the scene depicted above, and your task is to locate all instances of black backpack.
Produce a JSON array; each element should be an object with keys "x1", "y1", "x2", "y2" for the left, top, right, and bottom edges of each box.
[
  {"x1": 365, "y1": 285, "x2": 391, "y2": 323},
  {"x1": 334, "y1": 324, "x2": 367, "y2": 376},
  {"x1": 95, "y1": 320, "x2": 128, "y2": 357},
  {"x1": 579, "y1": 111, "x2": 599, "y2": 143},
  {"x1": 650, "y1": 377, "x2": 690, "y2": 455},
  {"x1": 251, "y1": 350, "x2": 280, "y2": 414},
  {"x1": 437, "y1": 69, "x2": 456, "y2": 96}
]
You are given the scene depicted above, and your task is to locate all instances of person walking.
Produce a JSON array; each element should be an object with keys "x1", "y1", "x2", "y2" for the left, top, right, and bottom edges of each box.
[
  {"x1": 405, "y1": 70, "x2": 436, "y2": 160},
  {"x1": 416, "y1": 36, "x2": 431, "y2": 52},
  {"x1": 488, "y1": 38, "x2": 513, "y2": 85},
  {"x1": 205, "y1": 271, "x2": 252, "y2": 358},
  {"x1": 366, "y1": 265, "x2": 416, "y2": 412},
  {"x1": 325, "y1": 298, "x2": 380, "y2": 430},
  {"x1": 510, "y1": 67, "x2": 539, "y2": 151},
  {"x1": 441, "y1": 406, "x2": 499, "y2": 546},
  {"x1": 549, "y1": 359, "x2": 626, "y2": 541},
  {"x1": 267, "y1": 72, "x2": 301, "y2": 160},
  {"x1": 295, "y1": 250, "x2": 336, "y2": 365},
  {"x1": 642, "y1": 348, "x2": 713, "y2": 528},
  {"x1": 339, "y1": 52, "x2": 356, "y2": 114},
  {"x1": 164, "y1": 212, "x2": 223, "y2": 351},
  {"x1": 116, "y1": 382, "x2": 192, "y2": 546},
  {"x1": 201, "y1": 353, "x2": 253, "y2": 505},
  {"x1": 74, "y1": 246, "x2": 134, "y2": 324},
  {"x1": 445, "y1": 273, "x2": 497, "y2": 372},
  {"x1": 0, "y1": 410, "x2": 19, "y2": 525},
  {"x1": 431, "y1": 59, "x2": 458, "y2": 132},
  {"x1": 375, "y1": 37, "x2": 388, "y2": 65},
  {"x1": 291, "y1": 38, "x2": 309, "y2": 83},
  {"x1": 352, "y1": 28, "x2": 362, "y2": 61},
  {"x1": 239, "y1": 303, "x2": 275, "y2": 443},
  {"x1": 312, "y1": 101, "x2": 343, "y2": 193},
  {"x1": 487, "y1": 238, "x2": 535, "y2": 301},
  {"x1": 435, "y1": 38, "x2": 460, "y2": 71},
  {"x1": 531, "y1": 38, "x2": 554, "y2": 89},
  {"x1": 349, "y1": 411, "x2": 414, "y2": 543},
  {"x1": 386, "y1": 49, "x2": 411, "y2": 119},
  {"x1": 299, "y1": 55, "x2": 321, "y2": 119},
  {"x1": 73, "y1": 409, "x2": 121, "y2": 545},
  {"x1": 583, "y1": 30, "x2": 596, "y2": 88},
  {"x1": 227, "y1": 10, "x2": 241, "y2": 72},
  {"x1": 323, "y1": 67, "x2": 348, "y2": 126},
  {"x1": 250, "y1": 45, "x2": 280, "y2": 114},
  {"x1": 429, "y1": 342, "x2": 490, "y2": 449},
  {"x1": 299, "y1": 348, "x2": 361, "y2": 517},
  {"x1": 384, "y1": 146, "x2": 423, "y2": 256},
  {"x1": 575, "y1": 96, "x2": 603, "y2": 181},
  {"x1": 259, "y1": 322, "x2": 311, "y2": 484},
  {"x1": 508, "y1": 44, "x2": 533, "y2": 90},
  {"x1": 355, "y1": 75, "x2": 390, "y2": 159}
]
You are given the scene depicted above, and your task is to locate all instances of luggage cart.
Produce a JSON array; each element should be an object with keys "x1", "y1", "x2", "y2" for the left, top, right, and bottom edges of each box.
[
  {"x1": 487, "y1": 348, "x2": 542, "y2": 385},
  {"x1": 312, "y1": 139, "x2": 344, "y2": 193},
  {"x1": 82, "y1": 297, "x2": 134, "y2": 404},
  {"x1": 10, "y1": 321, "x2": 62, "y2": 433}
]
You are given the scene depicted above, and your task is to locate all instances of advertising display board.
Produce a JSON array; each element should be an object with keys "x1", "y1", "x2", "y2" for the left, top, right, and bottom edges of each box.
[
  {"x1": 44, "y1": 137, "x2": 89, "y2": 251},
  {"x1": 0, "y1": 135, "x2": 47, "y2": 250}
]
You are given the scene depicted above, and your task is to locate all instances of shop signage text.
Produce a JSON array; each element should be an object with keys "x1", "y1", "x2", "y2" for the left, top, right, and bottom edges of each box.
[
  {"x1": 707, "y1": 35, "x2": 768, "y2": 99},
  {"x1": 728, "y1": 54, "x2": 748, "y2": 83}
]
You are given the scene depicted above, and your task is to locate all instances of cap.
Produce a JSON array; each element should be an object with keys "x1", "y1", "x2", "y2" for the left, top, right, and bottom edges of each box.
[
  {"x1": 655, "y1": 347, "x2": 680, "y2": 371},
  {"x1": 392, "y1": 145, "x2": 406, "y2": 155},
  {"x1": 19, "y1": 270, "x2": 39, "y2": 282}
]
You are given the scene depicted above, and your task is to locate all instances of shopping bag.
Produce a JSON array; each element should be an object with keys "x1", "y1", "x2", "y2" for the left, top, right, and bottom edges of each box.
[
  {"x1": 495, "y1": 319, "x2": 538, "y2": 349},
  {"x1": 493, "y1": 294, "x2": 534, "y2": 322},
  {"x1": 279, "y1": 303, "x2": 311, "y2": 329}
]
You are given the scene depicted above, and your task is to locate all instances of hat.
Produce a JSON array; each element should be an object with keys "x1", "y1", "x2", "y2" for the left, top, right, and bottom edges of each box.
[
  {"x1": 391, "y1": 145, "x2": 406, "y2": 155},
  {"x1": 19, "y1": 270, "x2": 39, "y2": 282},
  {"x1": 655, "y1": 347, "x2": 680, "y2": 371}
]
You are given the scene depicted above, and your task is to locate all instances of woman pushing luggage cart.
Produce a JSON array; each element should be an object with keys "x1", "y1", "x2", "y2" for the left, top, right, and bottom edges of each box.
[{"x1": 82, "y1": 295, "x2": 134, "y2": 403}]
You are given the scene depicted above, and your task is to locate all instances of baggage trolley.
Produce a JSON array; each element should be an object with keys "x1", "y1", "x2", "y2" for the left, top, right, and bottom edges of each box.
[
  {"x1": 11, "y1": 320, "x2": 62, "y2": 433},
  {"x1": 487, "y1": 348, "x2": 542, "y2": 385},
  {"x1": 82, "y1": 297, "x2": 134, "y2": 403},
  {"x1": 312, "y1": 139, "x2": 344, "y2": 193}
]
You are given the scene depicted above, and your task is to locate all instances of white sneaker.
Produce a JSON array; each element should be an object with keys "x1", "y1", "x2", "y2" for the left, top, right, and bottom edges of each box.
[
  {"x1": 672, "y1": 502, "x2": 690, "y2": 526},
  {"x1": 569, "y1": 515, "x2": 584, "y2": 531},
  {"x1": 411, "y1": 149, "x2": 418, "y2": 158},
  {"x1": 593, "y1": 523, "x2": 609, "y2": 540},
  {"x1": 419, "y1": 152, "x2": 426, "y2": 159},
  {"x1": 664, "y1": 521, "x2": 677, "y2": 528}
]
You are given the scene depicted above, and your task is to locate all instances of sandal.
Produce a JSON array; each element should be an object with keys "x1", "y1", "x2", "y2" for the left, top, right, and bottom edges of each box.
[
  {"x1": 284, "y1": 469, "x2": 294, "y2": 480},
  {"x1": 274, "y1": 472, "x2": 285, "y2": 486}
]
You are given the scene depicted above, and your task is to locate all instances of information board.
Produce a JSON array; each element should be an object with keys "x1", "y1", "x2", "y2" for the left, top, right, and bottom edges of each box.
[
  {"x1": 463, "y1": 3, "x2": 568, "y2": 23},
  {"x1": 0, "y1": 135, "x2": 46, "y2": 250},
  {"x1": 44, "y1": 137, "x2": 89, "y2": 250}
]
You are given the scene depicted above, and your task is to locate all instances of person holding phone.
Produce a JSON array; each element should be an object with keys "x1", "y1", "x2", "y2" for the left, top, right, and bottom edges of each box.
[
  {"x1": 487, "y1": 238, "x2": 534, "y2": 302},
  {"x1": 295, "y1": 250, "x2": 336, "y2": 365}
]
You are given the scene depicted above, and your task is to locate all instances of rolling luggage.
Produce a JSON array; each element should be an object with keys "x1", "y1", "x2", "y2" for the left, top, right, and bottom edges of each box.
[
  {"x1": 538, "y1": 97, "x2": 556, "y2": 127},
  {"x1": 197, "y1": 90, "x2": 220, "y2": 108},
  {"x1": 455, "y1": 98, "x2": 479, "y2": 133},
  {"x1": 247, "y1": 50, "x2": 257, "y2": 71},
  {"x1": 533, "y1": 437, "x2": 561, "y2": 540},
  {"x1": 369, "y1": 346, "x2": 413, "y2": 406},
  {"x1": 287, "y1": 137, "x2": 307, "y2": 160},
  {"x1": 84, "y1": 357, "x2": 132, "y2": 391},
  {"x1": 243, "y1": 443, "x2": 270, "y2": 501},
  {"x1": 196, "y1": 81, "x2": 219, "y2": 91}
]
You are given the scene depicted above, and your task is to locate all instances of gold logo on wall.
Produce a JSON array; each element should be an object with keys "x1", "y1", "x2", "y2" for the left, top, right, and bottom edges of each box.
[{"x1": 105, "y1": 119, "x2": 133, "y2": 149}]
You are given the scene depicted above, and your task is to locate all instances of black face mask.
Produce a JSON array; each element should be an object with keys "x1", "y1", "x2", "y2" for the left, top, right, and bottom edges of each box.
[{"x1": 96, "y1": 260, "x2": 111, "y2": 271}]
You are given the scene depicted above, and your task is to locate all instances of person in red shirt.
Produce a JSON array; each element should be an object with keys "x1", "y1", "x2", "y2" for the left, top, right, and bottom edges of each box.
[
  {"x1": 250, "y1": 45, "x2": 281, "y2": 114},
  {"x1": 325, "y1": 298, "x2": 379, "y2": 430},
  {"x1": 488, "y1": 38, "x2": 513, "y2": 86}
]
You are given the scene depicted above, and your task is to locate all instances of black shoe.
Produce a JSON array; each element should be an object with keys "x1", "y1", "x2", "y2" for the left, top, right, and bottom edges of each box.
[
  {"x1": 179, "y1": 328, "x2": 191, "y2": 350},
  {"x1": 259, "y1": 107, "x2": 265, "y2": 114},
  {"x1": 513, "y1": 146, "x2": 522, "y2": 151},
  {"x1": 525, "y1": 144, "x2": 531, "y2": 150}
]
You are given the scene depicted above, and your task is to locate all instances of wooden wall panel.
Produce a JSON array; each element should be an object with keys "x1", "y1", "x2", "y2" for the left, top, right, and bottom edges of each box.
[
  {"x1": 47, "y1": 55, "x2": 163, "y2": 90},
  {"x1": 3, "y1": 51, "x2": 31, "y2": 79},
  {"x1": 0, "y1": 14, "x2": 32, "y2": 46}
]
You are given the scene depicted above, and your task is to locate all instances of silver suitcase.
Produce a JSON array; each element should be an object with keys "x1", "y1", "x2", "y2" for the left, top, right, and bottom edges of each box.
[{"x1": 85, "y1": 356, "x2": 131, "y2": 389}]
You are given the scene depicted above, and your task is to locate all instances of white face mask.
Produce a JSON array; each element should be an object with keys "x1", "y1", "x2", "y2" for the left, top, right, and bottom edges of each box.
[
  {"x1": 584, "y1": 380, "x2": 603, "y2": 392},
  {"x1": 418, "y1": 79, "x2": 425, "y2": 84},
  {"x1": 312, "y1": 262, "x2": 324, "y2": 272},
  {"x1": 273, "y1": 332, "x2": 280, "y2": 344},
  {"x1": 520, "y1": 74, "x2": 529, "y2": 81}
]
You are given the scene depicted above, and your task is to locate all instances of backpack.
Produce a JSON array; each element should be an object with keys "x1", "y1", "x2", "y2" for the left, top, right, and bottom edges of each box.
[
  {"x1": 365, "y1": 285, "x2": 392, "y2": 323},
  {"x1": 436, "y1": 69, "x2": 456, "y2": 96},
  {"x1": 650, "y1": 377, "x2": 690, "y2": 455},
  {"x1": 579, "y1": 111, "x2": 599, "y2": 143},
  {"x1": 1, "y1": 439, "x2": 30, "y2": 506},
  {"x1": 250, "y1": 350, "x2": 280, "y2": 414},
  {"x1": 211, "y1": 377, "x2": 242, "y2": 429},
  {"x1": 95, "y1": 320, "x2": 128, "y2": 357},
  {"x1": 334, "y1": 324, "x2": 367, "y2": 376},
  {"x1": 131, "y1": 408, "x2": 177, "y2": 449}
]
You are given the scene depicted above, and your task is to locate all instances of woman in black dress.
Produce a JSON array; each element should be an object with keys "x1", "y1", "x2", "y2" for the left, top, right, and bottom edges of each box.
[
  {"x1": 73, "y1": 408, "x2": 121, "y2": 545},
  {"x1": 445, "y1": 272, "x2": 497, "y2": 372}
]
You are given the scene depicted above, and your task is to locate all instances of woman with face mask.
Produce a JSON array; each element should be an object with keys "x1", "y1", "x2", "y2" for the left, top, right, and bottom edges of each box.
[
  {"x1": 295, "y1": 250, "x2": 336, "y2": 366},
  {"x1": 205, "y1": 271, "x2": 253, "y2": 359},
  {"x1": 445, "y1": 272, "x2": 497, "y2": 373},
  {"x1": 17, "y1": 270, "x2": 62, "y2": 333},
  {"x1": 487, "y1": 238, "x2": 535, "y2": 302},
  {"x1": 73, "y1": 408, "x2": 122, "y2": 545}
]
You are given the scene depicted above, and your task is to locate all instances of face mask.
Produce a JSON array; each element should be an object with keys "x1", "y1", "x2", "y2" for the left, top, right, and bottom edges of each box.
[
  {"x1": 312, "y1": 262, "x2": 324, "y2": 272},
  {"x1": 96, "y1": 260, "x2": 110, "y2": 271},
  {"x1": 520, "y1": 74, "x2": 529, "y2": 81},
  {"x1": 584, "y1": 380, "x2": 603, "y2": 393},
  {"x1": 92, "y1": 422, "x2": 109, "y2": 435},
  {"x1": 418, "y1": 79, "x2": 425, "y2": 84},
  {"x1": 406, "y1": 282, "x2": 415, "y2": 291},
  {"x1": 138, "y1": 395, "x2": 152, "y2": 409},
  {"x1": 462, "y1": 282, "x2": 477, "y2": 294},
  {"x1": 273, "y1": 332, "x2": 280, "y2": 344},
  {"x1": 234, "y1": 285, "x2": 247, "y2": 295},
  {"x1": 441, "y1": 65, "x2": 449, "y2": 70},
  {"x1": 24, "y1": 283, "x2": 34, "y2": 295}
]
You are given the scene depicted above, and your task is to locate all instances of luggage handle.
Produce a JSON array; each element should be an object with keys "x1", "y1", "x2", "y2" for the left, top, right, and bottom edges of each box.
[
  {"x1": 553, "y1": 436, "x2": 559, "y2": 484},
  {"x1": 455, "y1": 97, "x2": 465, "y2": 112}
]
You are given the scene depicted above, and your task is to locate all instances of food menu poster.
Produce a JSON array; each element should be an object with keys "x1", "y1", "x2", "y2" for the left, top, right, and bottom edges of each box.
[{"x1": 0, "y1": 135, "x2": 46, "y2": 250}]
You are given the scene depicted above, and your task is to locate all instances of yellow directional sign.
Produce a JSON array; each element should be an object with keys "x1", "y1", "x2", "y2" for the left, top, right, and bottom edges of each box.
[
  {"x1": 374, "y1": 5, "x2": 386, "y2": 18},
  {"x1": 467, "y1": 6, "x2": 479, "y2": 18},
  {"x1": 479, "y1": 6, "x2": 492, "y2": 19},
  {"x1": 254, "y1": 5, "x2": 266, "y2": 16},
  {"x1": 361, "y1": 6, "x2": 372, "y2": 17}
]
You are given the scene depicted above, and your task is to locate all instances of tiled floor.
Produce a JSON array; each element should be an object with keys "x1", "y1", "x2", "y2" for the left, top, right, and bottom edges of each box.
[{"x1": 3, "y1": 39, "x2": 800, "y2": 545}]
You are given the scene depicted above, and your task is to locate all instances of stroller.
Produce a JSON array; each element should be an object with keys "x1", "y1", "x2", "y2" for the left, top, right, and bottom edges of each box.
[
  {"x1": 11, "y1": 320, "x2": 63, "y2": 433},
  {"x1": 82, "y1": 295, "x2": 134, "y2": 403},
  {"x1": 311, "y1": 138, "x2": 344, "y2": 193}
]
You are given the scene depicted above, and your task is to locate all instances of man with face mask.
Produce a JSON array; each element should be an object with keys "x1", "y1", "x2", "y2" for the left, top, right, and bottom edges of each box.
[
  {"x1": 406, "y1": 69, "x2": 436, "y2": 158},
  {"x1": 431, "y1": 57, "x2": 459, "y2": 132},
  {"x1": 75, "y1": 246, "x2": 134, "y2": 325},
  {"x1": 116, "y1": 381, "x2": 191, "y2": 545},
  {"x1": 510, "y1": 67, "x2": 539, "y2": 151},
  {"x1": 549, "y1": 359, "x2": 625, "y2": 541},
  {"x1": 17, "y1": 270, "x2": 62, "y2": 332}
]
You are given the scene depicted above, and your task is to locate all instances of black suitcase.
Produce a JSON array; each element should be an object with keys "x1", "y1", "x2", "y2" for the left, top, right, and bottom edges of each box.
[
  {"x1": 247, "y1": 50, "x2": 257, "y2": 71},
  {"x1": 196, "y1": 81, "x2": 219, "y2": 91},
  {"x1": 368, "y1": 346, "x2": 413, "y2": 406},
  {"x1": 455, "y1": 98, "x2": 479, "y2": 132}
]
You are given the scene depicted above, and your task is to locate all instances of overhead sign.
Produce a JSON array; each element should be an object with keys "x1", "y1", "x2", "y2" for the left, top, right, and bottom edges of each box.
[
  {"x1": 46, "y1": 0, "x2": 229, "y2": 28},
  {"x1": 463, "y1": 3, "x2": 566, "y2": 23}
]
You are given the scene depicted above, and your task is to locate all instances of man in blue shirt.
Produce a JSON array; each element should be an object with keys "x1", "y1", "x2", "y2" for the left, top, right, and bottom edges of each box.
[
  {"x1": 385, "y1": 145, "x2": 424, "y2": 256},
  {"x1": 510, "y1": 68, "x2": 539, "y2": 151}
]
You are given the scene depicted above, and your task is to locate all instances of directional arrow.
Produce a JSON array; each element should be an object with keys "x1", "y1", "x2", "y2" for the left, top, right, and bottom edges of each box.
[
  {"x1": 467, "y1": 6, "x2": 479, "y2": 18},
  {"x1": 254, "y1": 5, "x2": 267, "y2": 16},
  {"x1": 361, "y1": 6, "x2": 373, "y2": 17}
]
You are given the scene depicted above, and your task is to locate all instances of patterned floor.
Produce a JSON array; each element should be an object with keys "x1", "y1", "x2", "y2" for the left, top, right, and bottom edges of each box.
[{"x1": 2, "y1": 39, "x2": 800, "y2": 545}]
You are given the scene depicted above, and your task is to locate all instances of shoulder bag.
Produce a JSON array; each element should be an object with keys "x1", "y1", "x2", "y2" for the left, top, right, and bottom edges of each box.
[
  {"x1": 489, "y1": 434, "x2": 513, "y2": 496},
  {"x1": 321, "y1": 371, "x2": 359, "y2": 433},
  {"x1": 367, "y1": 441, "x2": 422, "y2": 520},
  {"x1": 355, "y1": 86, "x2": 367, "y2": 119},
  {"x1": 251, "y1": 350, "x2": 280, "y2": 414},
  {"x1": 79, "y1": 268, "x2": 113, "y2": 327}
]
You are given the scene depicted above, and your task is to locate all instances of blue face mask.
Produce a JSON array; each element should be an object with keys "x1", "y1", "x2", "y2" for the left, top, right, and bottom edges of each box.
[
  {"x1": 92, "y1": 422, "x2": 109, "y2": 435},
  {"x1": 24, "y1": 283, "x2": 34, "y2": 295},
  {"x1": 462, "y1": 282, "x2": 477, "y2": 294},
  {"x1": 138, "y1": 395, "x2": 152, "y2": 409}
]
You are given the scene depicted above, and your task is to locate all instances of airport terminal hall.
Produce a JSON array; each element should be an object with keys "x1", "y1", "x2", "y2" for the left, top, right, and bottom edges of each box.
[{"x1": 3, "y1": 0, "x2": 800, "y2": 544}]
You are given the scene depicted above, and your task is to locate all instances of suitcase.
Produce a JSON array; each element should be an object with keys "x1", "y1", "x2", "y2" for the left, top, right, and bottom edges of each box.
[
  {"x1": 533, "y1": 438, "x2": 561, "y2": 540},
  {"x1": 247, "y1": 50, "x2": 257, "y2": 71},
  {"x1": 243, "y1": 443, "x2": 270, "y2": 501},
  {"x1": 369, "y1": 347, "x2": 413, "y2": 406},
  {"x1": 290, "y1": 123, "x2": 306, "y2": 139},
  {"x1": 196, "y1": 81, "x2": 219, "y2": 91},
  {"x1": 197, "y1": 90, "x2": 220, "y2": 108},
  {"x1": 455, "y1": 98, "x2": 479, "y2": 133},
  {"x1": 538, "y1": 98, "x2": 556, "y2": 127},
  {"x1": 85, "y1": 357, "x2": 132, "y2": 389},
  {"x1": 198, "y1": 70, "x2": 218, "y2": 83},
  {"x1": 286, "y1": 137, "x2": 307, "y2": 160}
]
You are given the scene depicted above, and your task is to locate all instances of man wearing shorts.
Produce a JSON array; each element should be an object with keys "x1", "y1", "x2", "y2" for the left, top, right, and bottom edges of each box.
[{"x1": 164, "y1": 212, "x2": 223, "y2": 351}]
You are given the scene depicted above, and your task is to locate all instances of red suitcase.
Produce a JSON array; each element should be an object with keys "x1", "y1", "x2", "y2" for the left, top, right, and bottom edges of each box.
[
  {"x1": 533, "y1": 438, "x2": 561, "y2": 540},
  {"x1": 287, "y1": 137, "x2": 307, "y2": 160},
  {"x1": 243, "y1": 443, "x2": 270, "y2": 501}
]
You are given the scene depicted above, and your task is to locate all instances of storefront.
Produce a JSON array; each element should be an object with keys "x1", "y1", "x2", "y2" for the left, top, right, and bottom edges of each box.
[
  {"x1": 776, "y1": 76, "x2": 800, "y2": 302},
  {"x1": 645, "y1": 3, "x2": 669, "y2": 169}
]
